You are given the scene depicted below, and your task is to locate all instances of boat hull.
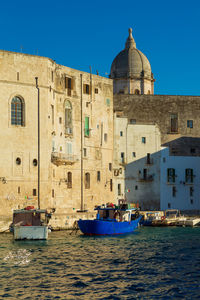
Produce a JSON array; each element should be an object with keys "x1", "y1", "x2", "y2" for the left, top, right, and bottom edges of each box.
[
  {"x1": 14, "y1": 225, "x2": 48, "y2": 240},
  {"x1": 78, "y1": 216, "x2": 141, "y2": 235}
]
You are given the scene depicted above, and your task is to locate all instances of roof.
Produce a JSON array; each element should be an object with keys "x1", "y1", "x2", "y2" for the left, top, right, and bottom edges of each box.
[{"x1": 110, "y1": 28, "x2": 152, "y2": 80}]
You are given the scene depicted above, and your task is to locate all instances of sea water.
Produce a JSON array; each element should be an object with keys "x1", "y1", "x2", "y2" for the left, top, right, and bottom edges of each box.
[{"x1": 0, "y1": 227, "x2": 200, "y2": 299}]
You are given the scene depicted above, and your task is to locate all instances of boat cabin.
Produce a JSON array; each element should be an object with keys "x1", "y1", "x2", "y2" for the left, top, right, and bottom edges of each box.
[
  {"x1": 13, "y1": 208, "x2": 49, "y2": 227},
  {"x1": 96, "y1": 207, "x2": 137, "y2": 222}
]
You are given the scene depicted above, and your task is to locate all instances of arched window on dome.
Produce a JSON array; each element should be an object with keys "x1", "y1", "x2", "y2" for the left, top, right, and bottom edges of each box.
[
  {"x1": 134, "y1": 89, "x2": 140, "y2": 95},
  {"x1": 65, "y1": 100, "x2": 72, "y2": 134},
  {"x1": 11, "y1": 96, "x2": 25, "y2": 126}
]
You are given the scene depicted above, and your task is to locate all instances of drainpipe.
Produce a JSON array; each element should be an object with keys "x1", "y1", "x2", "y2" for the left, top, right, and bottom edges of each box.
[
  {"x1": 80, "y1": 74, "x2": 84, "y2": 211},
  {"x1": 35, "y1": 77, "x2": 40, "y2": 209}
]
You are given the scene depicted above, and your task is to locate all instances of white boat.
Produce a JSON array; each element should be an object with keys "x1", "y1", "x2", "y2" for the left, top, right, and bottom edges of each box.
[
  {"x1": 11, "y1": 207, "x2": 51, "y2": 240},
  {"x1": 184, "y1": 218, "x2": 200, "y2": 227},
  {"x1": 152, "y1": 209, "x2": 186, "y2": 226}
]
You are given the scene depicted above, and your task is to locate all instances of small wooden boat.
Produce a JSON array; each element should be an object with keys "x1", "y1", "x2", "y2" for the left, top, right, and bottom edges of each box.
[
  {"x1": 11, "y1": 206, "x2": 51, "y2": 240},
  {"x1": 78, "y1": 204, "x2": 141, "y2": 236}
]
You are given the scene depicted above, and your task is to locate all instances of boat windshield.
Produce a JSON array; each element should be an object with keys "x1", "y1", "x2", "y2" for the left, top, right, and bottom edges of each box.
[{"x1": 13, "y1": 211, "x2": 46, "y2": 226}]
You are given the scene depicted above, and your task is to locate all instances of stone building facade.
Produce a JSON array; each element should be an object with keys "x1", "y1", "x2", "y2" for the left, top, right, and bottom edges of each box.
[
  {"x1": 112, "y1": 29, "x2": 200, "y2": 212},
  {"x1": 0, "y1": 50, "x2": 114, "y2": 223}
]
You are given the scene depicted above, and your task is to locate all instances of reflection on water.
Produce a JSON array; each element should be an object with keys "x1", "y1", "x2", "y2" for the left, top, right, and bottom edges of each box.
[
  {"x1": 3, "y1": 249, "x2": 31, "y2": 266},
  {"x1": 0, "y1": 227, "x2": 200, "y2": 299}
]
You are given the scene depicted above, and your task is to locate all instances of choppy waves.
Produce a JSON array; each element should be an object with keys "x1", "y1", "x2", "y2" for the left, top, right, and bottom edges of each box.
[{"x1": 0, "y1": 227, "x2": 200, "y2": 299}]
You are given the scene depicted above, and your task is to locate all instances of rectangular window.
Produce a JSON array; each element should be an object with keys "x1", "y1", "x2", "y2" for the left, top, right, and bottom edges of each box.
[
  {"x1": 95, "y1": 88, "x2": 98, "y2": 94},
  {"x1": 190, "y1": 199, "x2": 193, "y2": 205},
  {"x1": 51, "y1": 71, "x2": 54, "y2": 82},
  {"x1": 147, "y1": 153, "x2": 151, "y2": 164},
  {"x1": 130, "y1": 119, "x2": 136, "y2": 124},
  {"x1": 132, "y1": 152, "x2": 136, "y2": 157},
  {"x1": 17, "y1": 72, "x2": 19, "y2": 81},
  {"x1": 109, "y1": 163, "x2": 112, "y2": 171},
  {"x1": 51, "y1": 105, "x2": 54, "y2": 125},
  {"x1": 190, "y1": 187, "x2": 194, "y2": 197},
  {"x1": 135, "y1": 185, "x2": 138, "y2": 190},
  {"x1": 59, "y1": 117, "x2": 62, "y2": 124},
  {"x1": 104, "y1": 133, "x2": 107, "y2": 142},
  {"x1": 172, "y1": 186, "x2": 176, "y2": 197},
  {"x1": 190, "y1": 148, "x2": 196, "y2": 154},
  {"x1": 110, "y1": 179, "x2": 113, "y2": 192},
  {"x1": 52, "y1": 189, "x2": 54, "y2": 197},
  {"x1": 120, "y1": 131, "x2": 123, "y2": 136},
  {"x1": 33, "y1": 189, "x2": 37, "y2": 196},
  {"x1": 106, "y1": 98, "x2": 110, "y2": 106},
  {"x1": 121, "y1": 152, "x2": 125, "y2": 163},
  {"x1": 97, "y1": 171, "x2": 101, "y2": 182},
  {"x1": 84, "y1": 116, "x2": 90, "y2": 137},
  {"x1": 142, "y1": 137, "x2": 146, "y2": 144},
  {"x1": 83, "y1": 84, "x2": 90, "y2": 94},
  {"x1": 118, "y1": 184, "x2": 121, "y2": 196},
  {"x1": 167, "y1": 168, "x2": 176, "y2": 183},
  {"x1": 185, "y1": 168, "x2": 193, "y2": 183},
  {"x1": 187, "y1": 120, "x2": 193, "y2": 128},
  {"x1": 170, "y1": 114, "x2": 178, "y2": 133},
  {"x1": 18, "y1": 187, "x2": 20, "y2": 194},
  {"x1": 143, "y1": 168, "x2": 147, "y2": 180},
  {"x1": 168, "y1": 203, "x2": 171, "y2": 209},
  {"x1": 66, "y1": 142, "x2": 72, "y2": 155},
  {"x1": 83, "y1": 148, "x2": 87, "y2": 157}
]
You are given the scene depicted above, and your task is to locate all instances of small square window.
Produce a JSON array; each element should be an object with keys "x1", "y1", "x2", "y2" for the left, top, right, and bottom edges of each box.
[
  {"x1": 120, "y1": 131, "x2": 123, "y2": 136},
  {"x1": 187, "y1": 120, "x2": 193, "y2": 128},
  {"x1": 130, "y1": 119, "x2": 136, "y2": 124},
  {"x1": 142, "y1": 137, "x2": 146, "y2": 144},
  {"x1": 190, "y1": 148, "x2": 196, "y2": 154}
]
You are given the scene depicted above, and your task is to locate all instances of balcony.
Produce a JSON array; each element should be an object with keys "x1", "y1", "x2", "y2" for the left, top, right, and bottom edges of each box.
[
  {"x1": 138, "y1": 175, "x2": 154, "y2": 182},
  {"x1": 51, "y1": 152, "x2": 79, "y2": 166}
]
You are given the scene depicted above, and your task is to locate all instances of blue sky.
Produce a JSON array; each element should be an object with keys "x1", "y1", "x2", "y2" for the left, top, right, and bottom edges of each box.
[{"x1": 1, "y1": 0, "x2": 200, "y2": 95}]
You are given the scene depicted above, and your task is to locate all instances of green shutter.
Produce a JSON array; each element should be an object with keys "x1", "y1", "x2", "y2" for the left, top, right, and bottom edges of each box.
[{"x1": 85, "y1": 117, "x2": 89, "y2": 137}]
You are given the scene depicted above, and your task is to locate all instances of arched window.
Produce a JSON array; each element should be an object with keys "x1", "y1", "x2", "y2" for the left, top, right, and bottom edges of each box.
[
  {"x1": 85, "y1": 172, "x2": 90, "y2": 189},
  {"x1": 65, "y1": 100, "x2": 72, "y2": 134},
  {"x1": 67, "y1": 172, "x2": 72, "y2": 188},
  {"x1": 134, "y1": 89, "x2": 140, "y2": 95},
  {"x1": 11, "y1": 96, "x2": 24, "y2": 126}
]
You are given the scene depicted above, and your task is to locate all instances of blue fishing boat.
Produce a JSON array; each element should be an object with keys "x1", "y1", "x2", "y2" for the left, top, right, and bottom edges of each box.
[{"x1": 78, "y1": 204, "x2": 141, "y2": 235}]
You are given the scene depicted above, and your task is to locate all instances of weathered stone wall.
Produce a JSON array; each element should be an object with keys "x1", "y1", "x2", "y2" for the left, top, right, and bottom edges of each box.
[
  {"x1": 114, "y1": 94, "x2": 200, "y2": 144},
  {"x1": 0, "y1": 50, "x2": 114, "y2": 226}
]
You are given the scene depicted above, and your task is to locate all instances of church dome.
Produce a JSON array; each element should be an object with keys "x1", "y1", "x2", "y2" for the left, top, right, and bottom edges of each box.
[{"x1": 110, "y1": 28, "x2": 152, "y2": 80}]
